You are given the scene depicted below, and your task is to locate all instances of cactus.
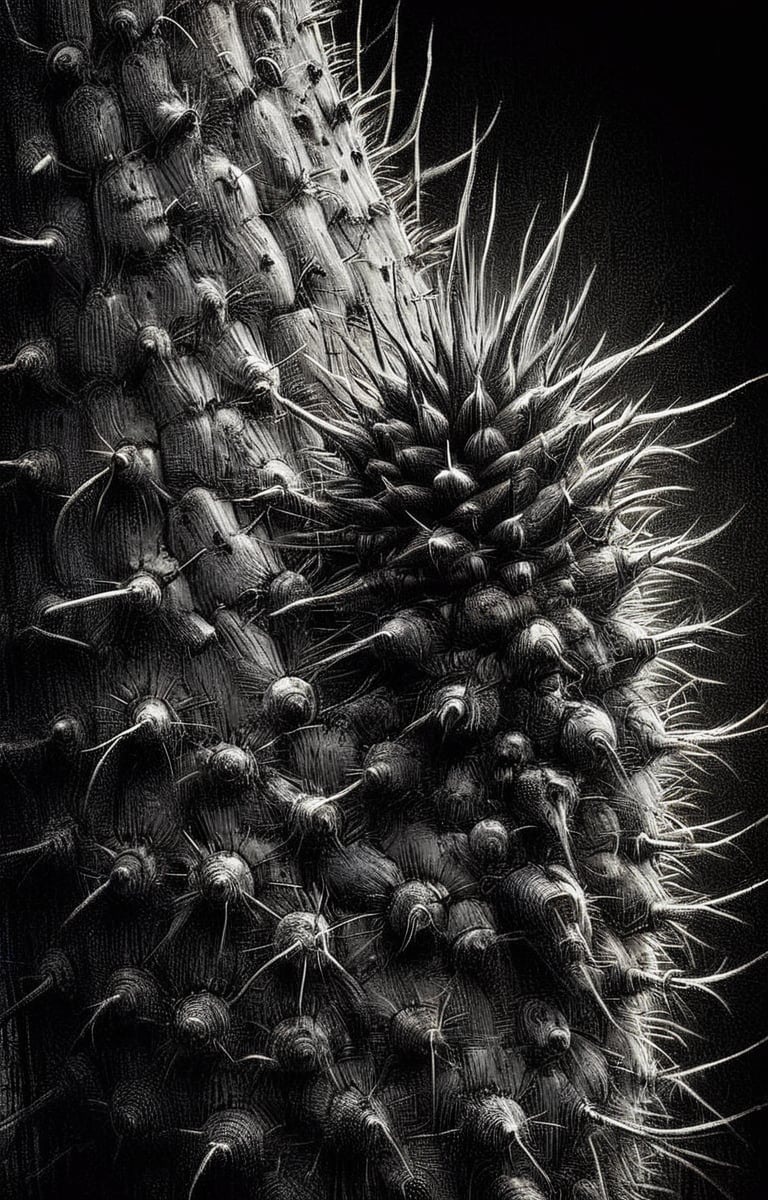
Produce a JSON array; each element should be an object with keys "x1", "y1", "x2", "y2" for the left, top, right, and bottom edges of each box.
[{"x1": 0, "y1": 3, "x2": 764, "y2": 1199}]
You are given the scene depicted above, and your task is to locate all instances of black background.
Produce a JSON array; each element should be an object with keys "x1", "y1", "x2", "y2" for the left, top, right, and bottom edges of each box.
[{"x1": 340, "y1": 3, "x2": 768, "y2": 1196}]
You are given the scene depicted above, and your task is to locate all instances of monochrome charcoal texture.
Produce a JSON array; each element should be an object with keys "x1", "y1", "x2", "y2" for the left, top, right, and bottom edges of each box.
[{"x1": 0, "y1": 3, "x2": 763, "y2": 1199}]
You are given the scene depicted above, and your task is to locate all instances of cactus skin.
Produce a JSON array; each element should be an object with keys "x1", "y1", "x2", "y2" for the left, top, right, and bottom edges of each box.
[{"x1": 0, "y1": 3, "x2": 763, "y2": 1199}]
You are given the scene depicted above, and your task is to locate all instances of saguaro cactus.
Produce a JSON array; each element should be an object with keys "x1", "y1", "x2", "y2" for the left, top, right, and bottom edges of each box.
[{"x1": 0, "y1": 3, "x2": 764, "y2": 1199}]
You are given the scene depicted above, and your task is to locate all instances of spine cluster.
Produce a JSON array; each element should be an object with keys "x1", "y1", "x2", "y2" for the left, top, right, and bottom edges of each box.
[{"x1": 0, "y1": 3, "x2": 762, "y2": 1199}]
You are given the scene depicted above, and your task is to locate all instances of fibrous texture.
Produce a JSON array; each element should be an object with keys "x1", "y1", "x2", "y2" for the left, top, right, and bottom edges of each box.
[{"x1": 0, "y1": 3, "x2": 763, "y2": 1200}]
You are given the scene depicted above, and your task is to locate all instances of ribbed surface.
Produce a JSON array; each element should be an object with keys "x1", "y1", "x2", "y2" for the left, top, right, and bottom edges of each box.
[{"x1": 0, "y1": 4, "x2": 753, "y2": 1199}]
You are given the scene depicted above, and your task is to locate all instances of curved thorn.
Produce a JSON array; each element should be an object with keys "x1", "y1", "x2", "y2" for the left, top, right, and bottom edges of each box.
[
  {"x1": 188, "y1": 1143, "x2": 229, "y2": 1200},
  {"x1": 230, "y1": 941, "x2": 302, "y2": 1006},
  {"x1": 670, "y1": 1033, "x2": 768, "y2": 1081},
  {"x1": 587, "y1": 1100, "x2": 768, "y2": 1139}
]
